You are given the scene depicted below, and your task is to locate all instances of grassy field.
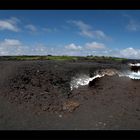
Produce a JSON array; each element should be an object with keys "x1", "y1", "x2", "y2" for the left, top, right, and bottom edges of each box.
[{"x1": 0, "y1": 55, "x2": 127, "y2": 62}]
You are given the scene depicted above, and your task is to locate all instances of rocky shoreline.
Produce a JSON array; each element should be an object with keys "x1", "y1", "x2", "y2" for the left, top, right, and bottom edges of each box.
[{"x1": 0, "y1": 60, "x2": 140, "y2": 129}]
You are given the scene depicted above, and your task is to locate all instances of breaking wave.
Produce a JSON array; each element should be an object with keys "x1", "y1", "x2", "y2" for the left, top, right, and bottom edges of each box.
[
  {"x1": 70, "y1": 66, "x2": 140, "y2": 90},
  {"x1": 70, "y1": 69, "x2": 119, "y2": 90},
  {"x1": 70, "y1": 74, "x2": 104, "y2": 90}
]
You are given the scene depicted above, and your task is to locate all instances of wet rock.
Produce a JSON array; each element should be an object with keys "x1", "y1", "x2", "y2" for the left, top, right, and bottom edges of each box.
[
  {"x1": 89, "y1": 77, "x2": 100, "y2": 87},
  {"x1": 130, "y1": 66, "x2": 140, "y2": 72}
]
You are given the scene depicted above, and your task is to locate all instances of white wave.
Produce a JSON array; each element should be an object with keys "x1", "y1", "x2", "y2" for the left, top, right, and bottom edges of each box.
[
  {"x1": 70, "y1": 74, "x2": 104, "y2": 90},
  {"x1": 120, "y1": 71, "x2": 140, "y2": 80},
  {"x1": 128, "y1": 63, "x2": 140, "y2": 67},
  {"x1": 70, "y1": 69, "x2": 140, "y2": 91}
]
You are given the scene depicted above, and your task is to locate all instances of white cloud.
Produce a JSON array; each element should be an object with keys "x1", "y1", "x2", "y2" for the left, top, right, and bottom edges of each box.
[
  {"x1": 85, "y1": 47, "x2": 140, "y2": 59},
  {"x1": 0, "y1": 17, "x2": 20, "y2": 32},
  {"x1": 94, "y1": 30, "x2": 106, "y2": 38},
  {"x1": 68, "y1": 20, "x2": 108, "y2": 39},
  {"x1": 0, "y1": 39, "x2": 48, "y2": 56},
  {"x1": 25, "y1": 24, "x2": 37, "y2": 32},
  {"x1": 0, "y1": 39, "x2": 23, "y2": 55},
  {"x1": 85, "y1": 42, "x2": 106, "y2": 50},
  {"x1": 65, "y1": 43, "x2": 82, "y2": 50},
  {"x1": 0, "y1": 39, "x2": 21, "y2": 46},
  {"x1": 32, "y1": 44, "x2": 48, "y2": 55},
  {"x1": 127, "y1": 20, "x2": 140, "y2": 31},
  {"x1": 124, "y1": 14, "x2": 140, "y2": 31},
  {"x1": 120, "y1": 47, "x2": 140, "y2": 58},
  {"x1": 7, "y1": 17, "x2": 20, "y2": 24},
  {"x1": 64, "y1": 43, "x2": 140, "y2": 59},
  {"x1": 89, "y1": 47, "x2": 140, "y2": 59},
  {"x1": 62, "y1": 42, "x2": 107, "y2": 56},
  {"x1": 0, "y1": 38, "x2": 140, "y2": 59},
  {"x1": 42, "y1": 27, "x2": 58, "y2": 33},
  {"x1": 43, "y1": 28, "x2": 52, "y2": 32}
]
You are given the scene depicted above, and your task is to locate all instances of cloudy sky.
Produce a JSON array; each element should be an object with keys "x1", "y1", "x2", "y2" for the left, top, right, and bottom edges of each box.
[{"x1": 0, "y1": 10, "x2": 140, "y2": 58}]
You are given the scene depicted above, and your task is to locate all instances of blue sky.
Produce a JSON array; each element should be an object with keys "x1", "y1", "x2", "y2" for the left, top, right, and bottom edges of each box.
[{"x1": 0, "y1": 10, "x2": 140, "y2": 58}]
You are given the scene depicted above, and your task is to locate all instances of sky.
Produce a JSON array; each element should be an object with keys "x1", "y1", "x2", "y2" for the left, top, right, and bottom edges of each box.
[{"x1": 0, "y1": 10, "x2": 140, "y2": 58}]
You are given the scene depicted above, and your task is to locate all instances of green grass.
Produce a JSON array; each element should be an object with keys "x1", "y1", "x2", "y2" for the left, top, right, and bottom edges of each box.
[
  {"x1": 86, "y1": 55, "x2": 127, "y2": 61},
  {"x1": 45, "y1": 55, "x2": 78, "y2": 61},
  {"x1": 0, "y1": 55, "x2": 127, "y2": 62}
]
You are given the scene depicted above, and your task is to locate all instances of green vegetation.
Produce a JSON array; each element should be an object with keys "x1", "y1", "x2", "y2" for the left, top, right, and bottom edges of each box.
[
  {"x1": 0, "y1": 55, "x2": 127, "y2": 62},
  {"x1": 86, "y1": 55, "x2": 127, "y2": 61},
  {"x1": 44, "y1": 55, "x2": 78, "y2": 61}
]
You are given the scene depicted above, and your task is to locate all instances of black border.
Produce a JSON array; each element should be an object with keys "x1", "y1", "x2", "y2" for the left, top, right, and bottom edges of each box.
[
  {"x1": 0, "y1": 0, "x2": 140, "y2": 140},
  {"x1": 0, "y1": 0, "x2": 140, "y2": 9},
  {"x1": 1, "y1": 130, "x2": 140, "y2": 140}
]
